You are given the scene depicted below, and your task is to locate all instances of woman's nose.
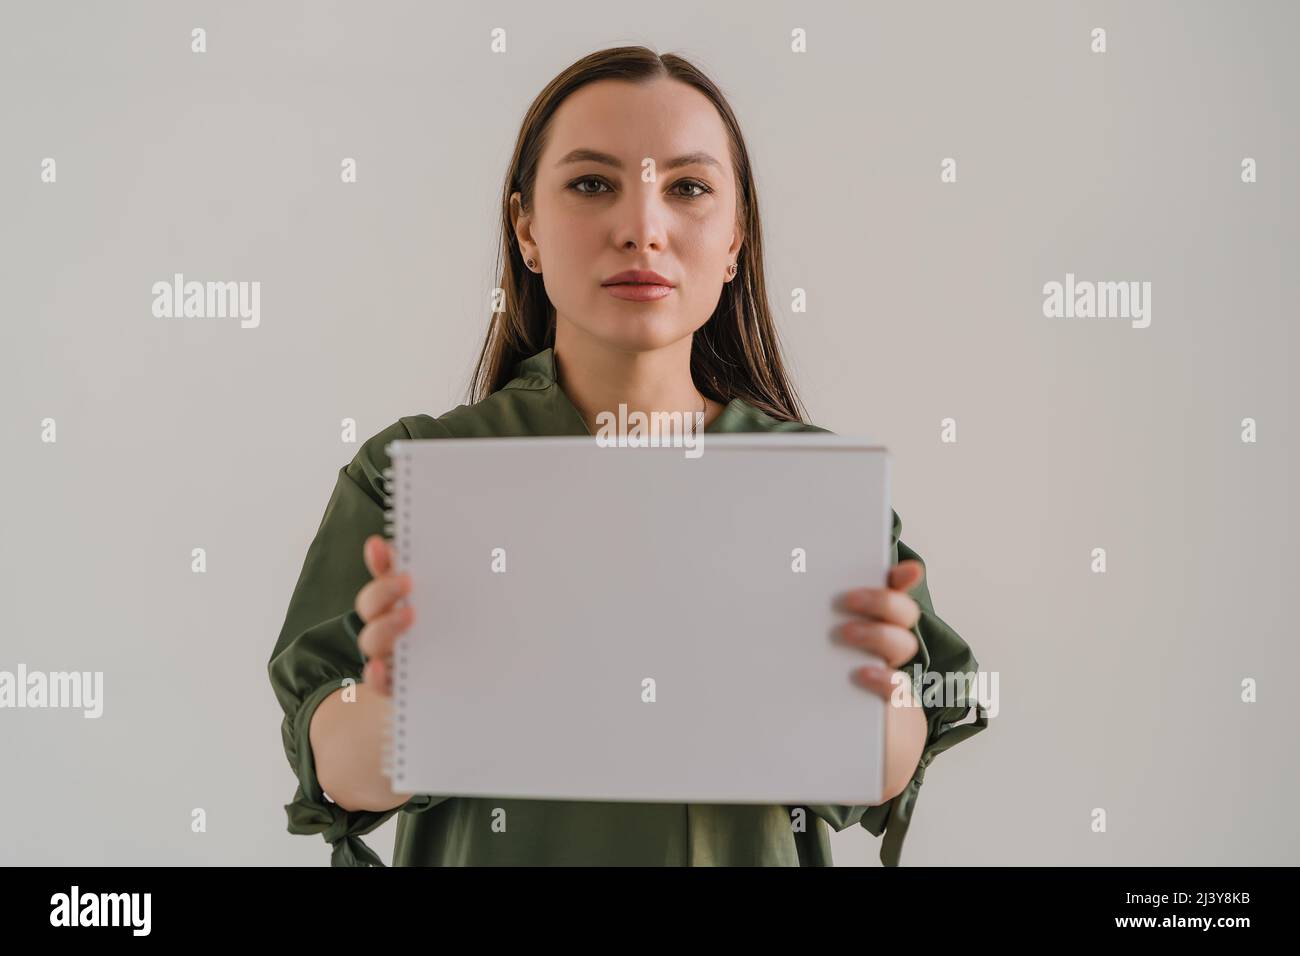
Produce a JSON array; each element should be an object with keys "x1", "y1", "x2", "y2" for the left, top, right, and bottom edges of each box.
[{"x1": 612, "y1": 186, "x2": 668, "y2": 250}]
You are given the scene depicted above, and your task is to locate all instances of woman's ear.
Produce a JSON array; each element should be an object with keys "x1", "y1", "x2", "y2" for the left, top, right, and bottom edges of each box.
[
  {"x1": 510, "y1": 191, "x2": 534, "y2": 258},
  {"x1": 726, "y1": 224, "x2": 744, "y2": 269}
]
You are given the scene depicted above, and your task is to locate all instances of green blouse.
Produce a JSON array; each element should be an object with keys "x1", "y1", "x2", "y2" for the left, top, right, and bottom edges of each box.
[{"x1": 268, "y1": 347, "x2": 987, "y2": 866}]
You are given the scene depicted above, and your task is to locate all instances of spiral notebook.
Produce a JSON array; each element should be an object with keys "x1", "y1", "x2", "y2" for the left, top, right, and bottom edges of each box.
[{"x1": 379, "y1": 433, "x2": 892, "y2": 806}]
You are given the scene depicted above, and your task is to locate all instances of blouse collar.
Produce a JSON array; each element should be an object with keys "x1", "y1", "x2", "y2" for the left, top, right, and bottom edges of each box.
[{"x1": 509, "y1": 346, "x2": 749, "y2": 434}]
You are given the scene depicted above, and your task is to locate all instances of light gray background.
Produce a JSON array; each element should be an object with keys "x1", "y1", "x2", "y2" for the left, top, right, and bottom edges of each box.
[{"x1": 1, "y1": 0, "x2": 1295, "y2": 865}]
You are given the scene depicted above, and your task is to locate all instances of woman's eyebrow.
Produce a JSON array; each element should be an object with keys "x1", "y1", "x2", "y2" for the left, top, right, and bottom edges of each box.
[{"x1": 557, "y1": 148, "x2": 721, "y2": 171}]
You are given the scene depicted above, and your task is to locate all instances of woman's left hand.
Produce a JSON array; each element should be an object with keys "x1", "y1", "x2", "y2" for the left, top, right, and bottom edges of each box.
[
  {"x1": 837, "y1": 559, "x2": 929, "y2": 801},
  {"x1": 839, "y1": 559, "x2": 924, "y2": 694}
]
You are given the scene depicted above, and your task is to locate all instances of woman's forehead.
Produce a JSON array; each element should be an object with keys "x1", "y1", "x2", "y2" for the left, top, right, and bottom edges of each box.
[{"x1": 544, "y1": 79, "x2": 731, "y2": 169}]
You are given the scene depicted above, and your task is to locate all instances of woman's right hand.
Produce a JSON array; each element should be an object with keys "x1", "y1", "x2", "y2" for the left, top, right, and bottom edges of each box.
[{"x1": 355, "y1": 533, "x2": 414, "y2": 697}]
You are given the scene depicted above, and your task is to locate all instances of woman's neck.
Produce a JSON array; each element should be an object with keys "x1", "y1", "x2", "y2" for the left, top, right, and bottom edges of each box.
[{"x1": 552, "y1": 319, "x2": 721, "y2": 436}]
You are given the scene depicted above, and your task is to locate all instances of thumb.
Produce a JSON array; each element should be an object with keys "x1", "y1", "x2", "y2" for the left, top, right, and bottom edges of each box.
[
  {"x1": 363, "y1": 534, "x2": 393, "y2": 579},
  {"x1": 888, "y1": 559, "x2": 925, "y2": 593}
]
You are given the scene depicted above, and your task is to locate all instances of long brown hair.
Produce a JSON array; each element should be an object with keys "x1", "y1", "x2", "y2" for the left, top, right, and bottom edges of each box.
[{"x1": 467, "y1": 45, "x2": 810, "y2": 424}]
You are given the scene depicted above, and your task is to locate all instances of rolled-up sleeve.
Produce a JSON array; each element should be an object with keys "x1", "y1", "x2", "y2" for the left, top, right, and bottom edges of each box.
[
  {"x1": 806, "y1": 508, "x2": 988, "y2": 866},
  {"x1": 268, "y1": 418, "x2": 449, "y2": 866}
]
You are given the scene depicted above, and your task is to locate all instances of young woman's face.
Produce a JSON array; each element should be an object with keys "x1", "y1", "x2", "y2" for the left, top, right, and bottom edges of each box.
[{"x1": 513, "y1": 77, "x2": 743, "y2": 353}]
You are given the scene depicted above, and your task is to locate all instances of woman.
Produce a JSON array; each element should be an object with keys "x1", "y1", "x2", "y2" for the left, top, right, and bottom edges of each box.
[{"x1": 268, "y1": 45, "x2": 986, "y2": 867}]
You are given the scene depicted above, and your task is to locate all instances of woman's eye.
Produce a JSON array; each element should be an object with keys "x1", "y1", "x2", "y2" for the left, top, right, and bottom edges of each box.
[
  {"x1": 571, "y1": 176, "x2": 611, "y2": 195},
  {"x1": 568, "y1": 176, "x2": 713, "y2": 199},
  {"x1": 673, "y1": 180, "x2": 712, "y2": 199}
]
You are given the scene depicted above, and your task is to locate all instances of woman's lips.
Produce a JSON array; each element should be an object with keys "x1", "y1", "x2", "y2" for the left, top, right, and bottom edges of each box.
[{"x1": 603, "y1": 282, "x2": 674, "y2": 301}]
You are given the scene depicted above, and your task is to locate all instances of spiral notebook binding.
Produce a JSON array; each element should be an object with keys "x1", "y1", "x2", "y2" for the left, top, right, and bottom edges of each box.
[{"x1": 379, "y1": 444, "x2": 409, "y2": 785}]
